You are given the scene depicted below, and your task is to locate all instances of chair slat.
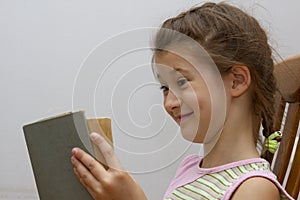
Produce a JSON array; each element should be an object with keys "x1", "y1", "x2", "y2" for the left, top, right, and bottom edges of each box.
[
  {"x1": 285, "y1": 139, "x2": 300, "y2": 199},
  {"x1": 265, "y1": 94, "x2": 286, "y2": 164},
  {"x1": 273, "y1": 103, "x2": 300, "y2": 183}
]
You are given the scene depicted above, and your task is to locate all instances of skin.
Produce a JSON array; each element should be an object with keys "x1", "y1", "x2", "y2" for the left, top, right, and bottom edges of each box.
[
  {"x1": 71, "y1": 133, "x2": 147, "y2": 200},
  {"x1": 155, "y1": 52, "x2": 211, "y2": 143},
  {"x1": 71, "y1": 52, "x2": 280, "y2": 199}
]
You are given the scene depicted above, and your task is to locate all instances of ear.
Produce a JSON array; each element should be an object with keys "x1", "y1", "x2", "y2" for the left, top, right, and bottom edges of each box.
[{"x1": 229, "y1": 65, "x2": 251, "y2": 97}]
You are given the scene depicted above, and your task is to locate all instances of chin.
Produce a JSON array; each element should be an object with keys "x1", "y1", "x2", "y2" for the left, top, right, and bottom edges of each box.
[
  {"x1": 181, "y1": 129, "x2": 205, "y2": 143},
  {"x1": 179, "y1": 119, "x2": 205, "y2": 142}
]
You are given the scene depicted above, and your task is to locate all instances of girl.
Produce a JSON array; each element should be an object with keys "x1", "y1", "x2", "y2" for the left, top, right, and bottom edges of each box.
[{"x1": 70, "y1": 2, "x2": 294, "y2": 200}]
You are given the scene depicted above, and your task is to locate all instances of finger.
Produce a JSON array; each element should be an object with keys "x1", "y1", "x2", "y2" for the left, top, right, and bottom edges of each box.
[
  {"x1": 90, "y1": 132, "x2": 123, "y2": 171},
  {"x1": 72, "y1": 162, "x2": 100, "y2": 198},
  {"x1": 72, "y1": 147, "x2": 106, "y2": 181},
  {"x1": 71, "y1": 155, "x2": 99, "y2": 185},
  {"x1": 71, "y1": 155, "x2": 100, "y2": 191}
]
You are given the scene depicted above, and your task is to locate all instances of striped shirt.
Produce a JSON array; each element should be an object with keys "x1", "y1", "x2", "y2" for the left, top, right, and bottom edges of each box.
[{"x1": 164, "y1": 154, "x2": 293, "y2": 200}]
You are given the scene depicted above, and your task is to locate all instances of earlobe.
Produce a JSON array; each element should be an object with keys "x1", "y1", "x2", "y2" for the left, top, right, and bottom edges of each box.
[{"x1": 230, "y1": 66, "x2": 251, "y2": 97}]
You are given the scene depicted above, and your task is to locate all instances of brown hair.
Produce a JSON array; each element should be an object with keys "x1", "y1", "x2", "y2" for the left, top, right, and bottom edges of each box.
[{"x1": 152, "y1": 2, "x2": 276, "y2": 159}]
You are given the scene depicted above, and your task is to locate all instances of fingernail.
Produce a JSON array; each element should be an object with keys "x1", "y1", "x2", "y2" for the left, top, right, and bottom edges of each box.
[
  {"x1": 72, "y1": 148, "x2": 78, "y2": 155},
  {"x1": 90, "y1": 132, "x2": 99, "y2": 141}
]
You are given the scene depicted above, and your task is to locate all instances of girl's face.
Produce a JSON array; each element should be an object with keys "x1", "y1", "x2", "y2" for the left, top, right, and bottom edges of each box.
[{"x1": 154, "y1": 52, "x2": 213, "y2": 143}]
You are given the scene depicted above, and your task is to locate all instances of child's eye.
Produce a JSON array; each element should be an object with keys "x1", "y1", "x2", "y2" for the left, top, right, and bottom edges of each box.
[{"x1": 177, "y1": 78, "x2": 188, "y2": 86}]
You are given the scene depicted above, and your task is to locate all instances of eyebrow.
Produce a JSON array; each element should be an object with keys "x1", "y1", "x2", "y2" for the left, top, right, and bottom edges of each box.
[
  {"x1": 173, "y1": 67, "x2": 190, "y2": 74},
  {"x1": 156, "y1": 67, "x2": 190, "y2": 81}
]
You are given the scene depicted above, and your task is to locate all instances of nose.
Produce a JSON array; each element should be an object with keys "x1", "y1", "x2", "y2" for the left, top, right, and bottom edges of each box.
[{"x1": 164, "y1": 90, "x2": 181, "y2": 112}]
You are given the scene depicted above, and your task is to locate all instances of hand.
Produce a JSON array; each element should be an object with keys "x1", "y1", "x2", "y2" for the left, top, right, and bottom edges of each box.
[{"x1": 71, "y1": 132, "x2": 147, "y2": 200}]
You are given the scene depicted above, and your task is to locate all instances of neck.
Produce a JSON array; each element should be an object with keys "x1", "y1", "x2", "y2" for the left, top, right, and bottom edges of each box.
[{"x1": 201, "y1": 98, "x2": 260, "y2": 168}]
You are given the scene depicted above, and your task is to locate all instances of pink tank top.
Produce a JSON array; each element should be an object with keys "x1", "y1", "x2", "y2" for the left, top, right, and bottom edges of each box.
[{"x1": 164, "y1": 154, "x2": 294, "y2": 200}]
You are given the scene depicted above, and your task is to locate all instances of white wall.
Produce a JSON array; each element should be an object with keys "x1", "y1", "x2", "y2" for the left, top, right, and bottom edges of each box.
[{"x1": 1, "y1": 0, "x2": 299, "y2": 199}]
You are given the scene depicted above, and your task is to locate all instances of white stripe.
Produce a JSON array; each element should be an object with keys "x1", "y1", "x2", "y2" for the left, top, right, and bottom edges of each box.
[
  {"x1": 173, "y1": 189, "x2": 196, "y2": 200},
  {"x1": 196, "y1": 178, "x2": 225, "y2": 194},
  {"x1": 210, "y1": 173, "x2": 231, "y2": 186},
  {"x1": 184, "y1": 184, "x2": 215, "y2": 199}
]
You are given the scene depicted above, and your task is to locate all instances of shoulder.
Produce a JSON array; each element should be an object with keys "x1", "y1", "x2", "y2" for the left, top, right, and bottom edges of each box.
[
  {"x1": 181, "y1": 154, "x2": 201, "y2": 164},
  {"x1": 163, "y1": 154, "x2": 202, "y2": 198},
  {"x1": 231, "y1": 177, "x2": 280, "y2": 200},
  {"x1": 172, "y1": 154, "x2": 201, "y2": 177},
  {"x1": 177, "y1": 154, "x2": 201, "y2": 170}
]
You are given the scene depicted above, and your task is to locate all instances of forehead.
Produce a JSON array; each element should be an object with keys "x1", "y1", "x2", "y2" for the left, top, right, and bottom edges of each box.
[
  {"x1": 155, "y1": 51, "x2": 189, "y2": 66},
  {"x1": 154, "y1": 52, "x2": 198, "y2": 75}
]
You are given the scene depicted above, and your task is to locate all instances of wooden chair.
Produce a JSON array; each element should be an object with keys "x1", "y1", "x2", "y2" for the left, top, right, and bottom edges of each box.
[{"x1": 265, "y1": 54, "x2": 300, "y2": 199}]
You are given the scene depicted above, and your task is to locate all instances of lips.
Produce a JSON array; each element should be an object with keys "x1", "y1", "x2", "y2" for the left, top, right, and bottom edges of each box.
[{"x1": 176, "y1": 112, "x2": 193, "y2": 123}]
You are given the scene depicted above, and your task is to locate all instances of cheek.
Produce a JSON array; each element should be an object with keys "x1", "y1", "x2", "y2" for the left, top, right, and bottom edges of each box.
[
  {"x1": 183, "y1": 87, "x2": 212, "y2": 142},
  {"x1": 184, "y1": 85, "x2": 211, "y2": 115},
  {"x1": 197, "y1": 87, "x2": 212, "y2": 126}
]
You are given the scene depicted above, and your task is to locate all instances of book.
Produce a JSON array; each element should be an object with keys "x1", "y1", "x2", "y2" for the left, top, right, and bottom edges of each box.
[{"x1": 23, "y1": 111, "x2": 112, "y2": 200}]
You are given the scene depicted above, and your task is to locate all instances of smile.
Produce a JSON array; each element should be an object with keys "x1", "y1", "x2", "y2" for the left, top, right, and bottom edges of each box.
[{"x1": 177, "y1": 112, "x2": 193, "y2": 123}]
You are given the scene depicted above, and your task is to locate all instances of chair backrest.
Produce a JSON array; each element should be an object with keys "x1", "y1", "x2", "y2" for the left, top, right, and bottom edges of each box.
[{"x1": 266, "y1": 55, "x2": 300, "y2": 199}]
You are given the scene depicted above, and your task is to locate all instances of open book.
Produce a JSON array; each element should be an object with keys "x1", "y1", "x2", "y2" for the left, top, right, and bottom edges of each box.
[{"x1": 23, "y1": 111, "x2": 113, "y2": 200}]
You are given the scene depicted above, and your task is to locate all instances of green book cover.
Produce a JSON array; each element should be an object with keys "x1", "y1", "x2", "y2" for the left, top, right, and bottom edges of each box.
[{"x1": 23, "y1": 111, "x2": 94, "y2": 200}]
